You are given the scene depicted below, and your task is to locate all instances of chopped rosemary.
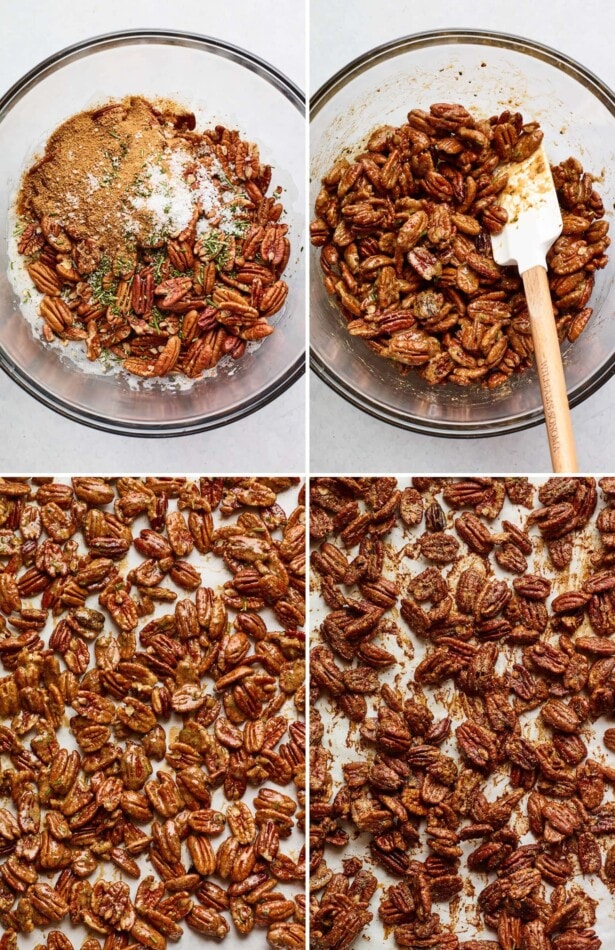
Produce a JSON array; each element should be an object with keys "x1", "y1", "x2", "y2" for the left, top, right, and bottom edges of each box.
[
  {"x1": 149, "y1": 307, "x2": 164, "y2": 331},
  {"x1": 150, "y1": 250, "x2": 167, "y2": 283},
  {"x1": 88, "y1": 257, "x2": 118, "y2": 308},
  {"x1": 199, "y1": 230, "x2": 229, "y2": 268}
]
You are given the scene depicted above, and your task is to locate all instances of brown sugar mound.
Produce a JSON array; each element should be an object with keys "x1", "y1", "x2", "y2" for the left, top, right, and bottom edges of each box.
[{"x1": 18, "y1": 97, "x2": 176, "y2": 261}]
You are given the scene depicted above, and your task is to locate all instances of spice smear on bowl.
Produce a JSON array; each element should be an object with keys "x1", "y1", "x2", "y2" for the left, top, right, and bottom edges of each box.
[
  {"x1": 310, "y1": 104, "x2": 609, "y2": 389},
  {"x1": 14, "y1": 97, "x2": 290, "y2": 380}
]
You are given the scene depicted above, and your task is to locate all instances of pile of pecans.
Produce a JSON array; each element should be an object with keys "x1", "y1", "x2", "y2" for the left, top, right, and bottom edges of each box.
[
  {"x1": 310, "y1": 476, "x2": 615, "y2": 950},
  {"x1": 0, "y1": 477, "x2": 305, "y2": 950},
  {"x1": 310, "y1": 104, "x2": 609, "y2": 388}
]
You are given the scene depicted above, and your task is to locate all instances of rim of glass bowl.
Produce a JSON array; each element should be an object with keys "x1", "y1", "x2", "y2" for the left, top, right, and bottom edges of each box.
[
  {"x1": 310, "y1": 28, "x2": 615, "y2": 439},
  {"x1": 0, "y1": 29, "x2": 305, "y2": 438}
]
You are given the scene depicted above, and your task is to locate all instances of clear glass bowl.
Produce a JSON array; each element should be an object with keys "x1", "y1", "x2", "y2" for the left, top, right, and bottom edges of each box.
[
  {"x1": 310, "y1": 30, "x2": 615, "y2": 437},
  {"x1": 0, "y1": 30, "x2": 305, "y2": 436}
]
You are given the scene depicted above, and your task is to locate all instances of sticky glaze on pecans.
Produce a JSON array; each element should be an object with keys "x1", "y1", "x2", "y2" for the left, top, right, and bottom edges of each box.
[{"x1": 311, "y1": 105, "x2": 609, "y2": 389}]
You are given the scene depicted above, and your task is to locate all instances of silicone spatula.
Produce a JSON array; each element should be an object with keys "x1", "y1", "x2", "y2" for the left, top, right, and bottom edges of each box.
[{"x1": 491, "y1": 142, "x2": 577, "y2": 472}]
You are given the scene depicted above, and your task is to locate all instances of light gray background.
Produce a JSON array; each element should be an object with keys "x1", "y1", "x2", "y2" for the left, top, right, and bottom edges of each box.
[
  {"x1": 0, "y1": 0, "x2": 305, "y2": 473},
  {"x1": 310, "y1": 0, "x2": 615, "y2": 473}
]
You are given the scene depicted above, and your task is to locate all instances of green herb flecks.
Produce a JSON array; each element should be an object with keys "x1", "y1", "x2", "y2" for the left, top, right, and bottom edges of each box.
[
  {"x1": 88, "y1": 257, "x2": 118, "y2": 308},
  {"x1": 215, "y1": 168, "x2": 233, "y2": 189},
  {"x1": 113, "y1": 256, "x2": 135, "y2": 280},
  {"x1": 132, "y1": 173, "x2": 152, "y2": 199},
  {"x1": 199, "y1": 230, "x2": 229, "y2": 269},
  {"x1": 99, "y1": 347, "x2": 122, "y2": 366},
  {"x1": 150, "y1": 250, "x2": 167, "y2": 284},
  {"x1": 145, "y1": 226, "x2": 170, "y2": 248},
  {"x1": 100, "y1": 146, "x2": 126, "y2": 188},
  {"x1": 149, "y1": 306, "x2": 164, "y2": 332},
  {"x1": 227, "y1": 217, "x2": 250, "y2": 239}
]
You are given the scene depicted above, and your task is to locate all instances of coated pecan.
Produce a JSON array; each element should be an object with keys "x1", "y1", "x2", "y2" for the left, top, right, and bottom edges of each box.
[
  {"x1": 311, "y1": 476, "x2": 615, "y2": 950},
  {"x1": 313, "y1": 108, "x2": 607, "y2": 389},
  {"x1": 455, "y1": 513, "x2": 494, "y2": 554},
  {"x1": 0, "y1": 476, "x2": 304, "y2": 948},
  {"x1": 495, "y1": 542, "x2": 528, "y2": 574},
  {"x1": 419, "y1": 532, "x2": 460, "y2": 564}
]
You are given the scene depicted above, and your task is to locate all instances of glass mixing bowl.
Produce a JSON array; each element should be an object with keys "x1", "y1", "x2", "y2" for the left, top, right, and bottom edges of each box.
[
  {"x1": 311, "y1": 30, "x2": 615, "y2": 437},
  {"x1": 0, "y1": 30, "x2": 305, "y2": 436}
]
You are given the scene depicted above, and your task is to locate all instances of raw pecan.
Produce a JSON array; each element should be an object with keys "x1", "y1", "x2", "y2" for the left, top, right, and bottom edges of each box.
[
  {"x1": 131, "y1": 267, "x2": 154, "y2": 315},
  {"x1": 27, "y1": 259, "x2": 62, "y2": 295}
]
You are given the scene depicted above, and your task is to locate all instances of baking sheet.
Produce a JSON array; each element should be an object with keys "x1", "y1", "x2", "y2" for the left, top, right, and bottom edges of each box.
[
  {"x1": 310, "y1": 477, "x2": 615, "y2": 947},
  {"x1": 0, "y1": 477, "x2": 305, "y2": 949}
]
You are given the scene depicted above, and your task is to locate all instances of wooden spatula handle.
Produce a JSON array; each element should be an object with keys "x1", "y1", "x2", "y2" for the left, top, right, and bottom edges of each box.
[{"x1": 522, "y1": 265, "x2": 578, "y2": 473}]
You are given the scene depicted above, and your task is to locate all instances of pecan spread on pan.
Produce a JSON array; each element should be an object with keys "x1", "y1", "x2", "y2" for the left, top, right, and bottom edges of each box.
[
  {"x1": 311, "y1": 104, "x2": 609, "y2": 388},
  {"x1": 0, "y1": 477, "x2": 305, "y2": 949},
  {"x1": 310, "y1": 476, "x2": 615, "y2": 949},
  {"x1": 15, "y1": 98, "x2": 290, "y2": 380}
]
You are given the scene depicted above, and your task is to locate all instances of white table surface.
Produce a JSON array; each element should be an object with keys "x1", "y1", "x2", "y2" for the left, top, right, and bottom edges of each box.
[
  {"x1": 310, "y1": 0, "x2": 615, "y2": 474},
  {"x1": 0, "y1": 0, "x2": 305, "y2": 473}
]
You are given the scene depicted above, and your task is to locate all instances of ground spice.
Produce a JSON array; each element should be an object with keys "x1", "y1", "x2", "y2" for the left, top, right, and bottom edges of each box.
[{"x1": 17, "y1": 96, "x2": 232, "y2": 263}]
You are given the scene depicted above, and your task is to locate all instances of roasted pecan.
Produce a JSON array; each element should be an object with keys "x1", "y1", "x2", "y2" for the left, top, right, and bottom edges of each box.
[{"x1": 310, "y1": 476, "x2": 615, "y2": 950}]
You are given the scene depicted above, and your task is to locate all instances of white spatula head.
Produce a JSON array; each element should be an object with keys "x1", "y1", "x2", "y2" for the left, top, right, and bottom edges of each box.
[{"x1": 491, "y1": 142, "x2": 563, "y2": 275}]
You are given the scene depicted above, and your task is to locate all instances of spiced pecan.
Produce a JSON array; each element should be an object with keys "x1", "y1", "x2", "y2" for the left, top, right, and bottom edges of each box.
[
  {"x1": 0, "y1": 476, "x2": 305, "y2": 947},
  {"x1": 310, "y1": 476, "x2": 615, "y2": 949},
  {"x1": 313, "y1": 108, "x2": 608, "y2": 388}
]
